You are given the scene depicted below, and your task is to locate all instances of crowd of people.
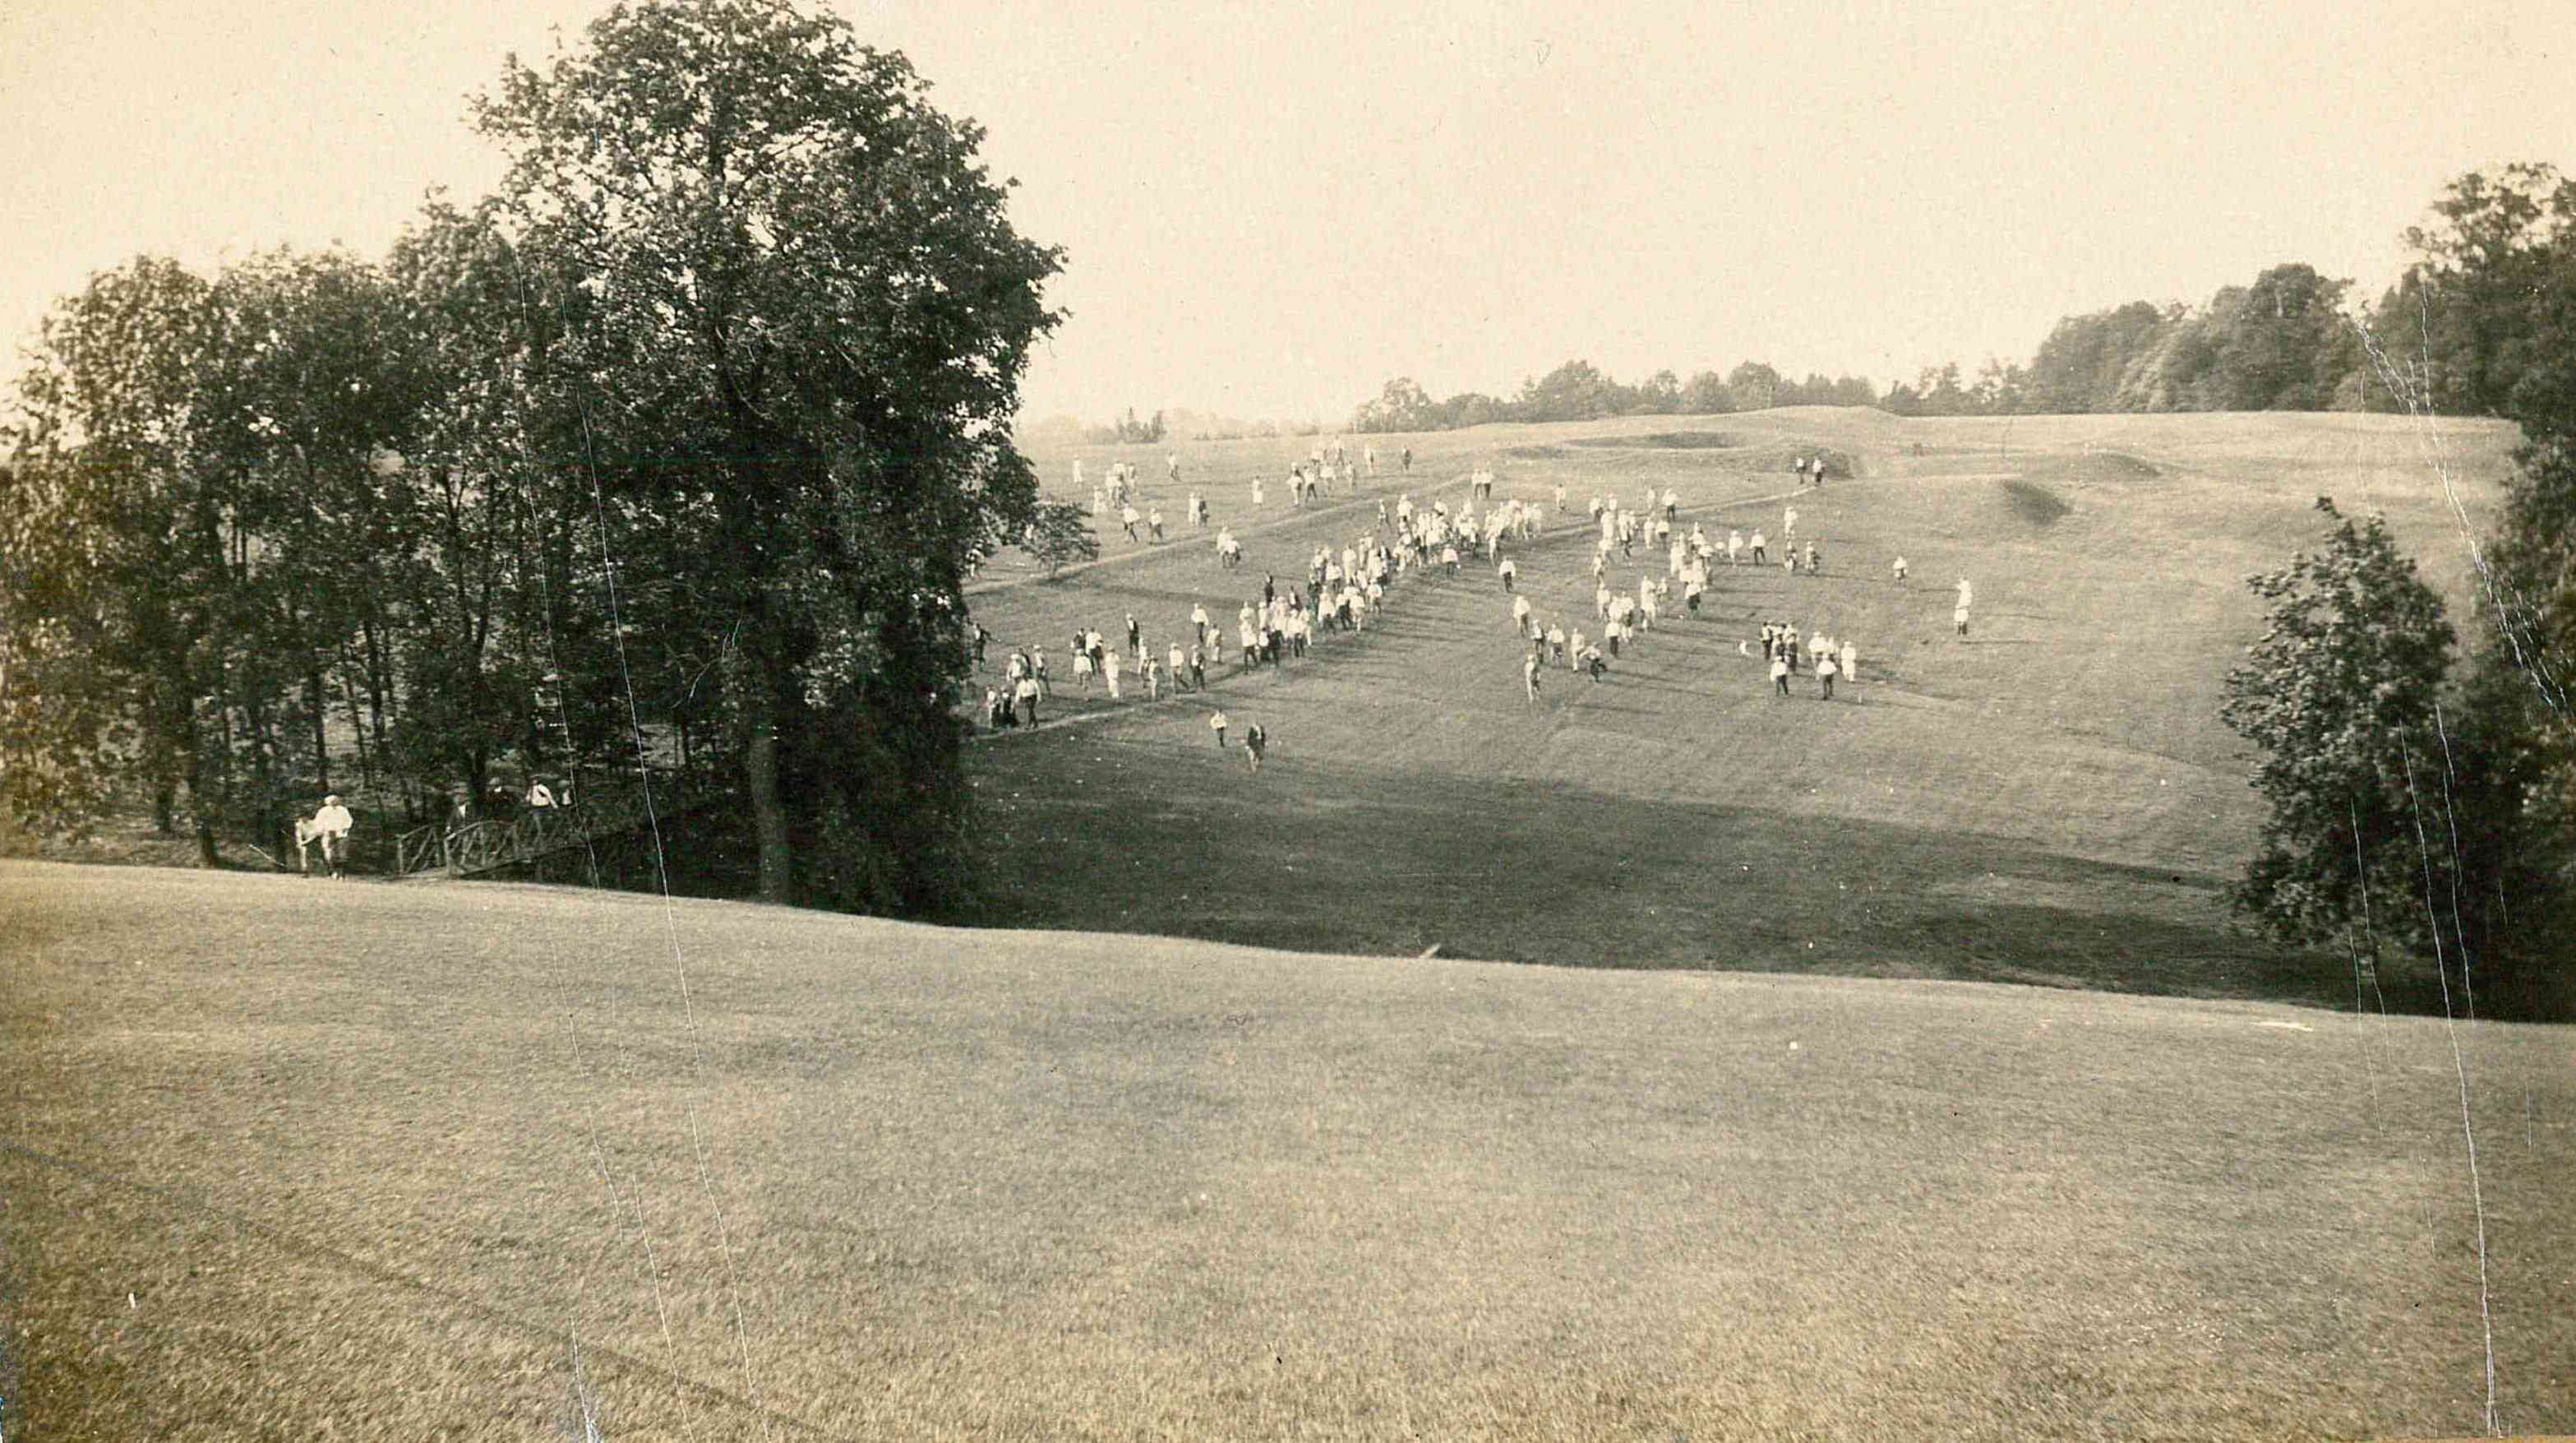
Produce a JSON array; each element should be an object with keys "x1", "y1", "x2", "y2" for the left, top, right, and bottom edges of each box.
[{"x1": 979, "y1": 444, "x2": 1975, "y2": 753}]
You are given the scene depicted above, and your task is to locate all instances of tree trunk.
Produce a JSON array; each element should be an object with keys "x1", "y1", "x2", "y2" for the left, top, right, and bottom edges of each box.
[
  {"x1": 739, "y1": 653, "x2": 793, "y2": 904},
  {"x1": 308, "y1": 667, "x2": 331, "y2": 793}
]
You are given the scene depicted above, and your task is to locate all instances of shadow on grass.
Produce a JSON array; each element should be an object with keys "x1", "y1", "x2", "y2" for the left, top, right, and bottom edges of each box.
[{"x1": 957, "y1": 730, "x2": 2429, "y2": 1017}]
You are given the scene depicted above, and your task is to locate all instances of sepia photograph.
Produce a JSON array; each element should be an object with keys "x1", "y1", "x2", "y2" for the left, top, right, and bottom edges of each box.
[{"x1": 2, "y1": 1, "x2": 2571, "y2": 1437}]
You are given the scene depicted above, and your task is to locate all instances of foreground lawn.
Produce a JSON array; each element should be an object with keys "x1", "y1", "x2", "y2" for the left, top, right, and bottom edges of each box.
[{"x1": 3, "y1": 862, "x2": 2568, "y2": 1439}]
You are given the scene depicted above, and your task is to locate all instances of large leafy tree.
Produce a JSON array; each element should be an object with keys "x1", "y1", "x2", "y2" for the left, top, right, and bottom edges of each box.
[
  {"x1": 2221, "y1": 498, "x2": 2457, "y2": 957},
  {"x1": 473, "y1": 0, "x2": 1062, "y2": 909},
  {"x1": 3, "y1": 259, "x2": 238, "y2": 861},
  {"x1": 2396, "y1": 164, "x2": 2576, "y2": 1014}
]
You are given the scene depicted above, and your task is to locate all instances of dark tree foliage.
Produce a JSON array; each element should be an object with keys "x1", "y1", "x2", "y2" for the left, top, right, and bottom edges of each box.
[
  {"x1": 473, "y1": 0, "x2": 1062, "y2": 909},
  {"x1": 2222, "y1": 499, "x2": 2457, "y2": 959},
  {"x1": 1018, "y1": 501, "x2": 1100, "y2": 578}
]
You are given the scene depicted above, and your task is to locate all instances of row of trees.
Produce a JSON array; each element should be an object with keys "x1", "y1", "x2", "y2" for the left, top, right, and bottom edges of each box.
[
  {"x1": 1355, "y1": 173, "x2": 2576, "y2": 432},
  {"x1": 1350, "y1": 361, "x2": 1881, "y2": 433},
  {"x1": 2223, "y1": 165, "x2": 2576, "y2": 1018},
  {"x1": 0, "y1": 0, "x2": 1062, "y2": 912}
]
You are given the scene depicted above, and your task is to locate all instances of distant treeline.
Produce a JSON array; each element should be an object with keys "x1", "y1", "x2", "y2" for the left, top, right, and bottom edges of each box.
[{"x1": 1349, "y1": 171, "x2": 2548, "y2": 431}]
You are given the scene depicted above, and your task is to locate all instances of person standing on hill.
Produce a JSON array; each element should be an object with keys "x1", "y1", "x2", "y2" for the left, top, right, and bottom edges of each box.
[
  {"x1": 1244, "y1": 721, "x2": 1267, "y2": 773},
  {"x1": 1499, "y1": 557, "x2": 1517, "y2": 591},
  {"x1": 1169, "y1": 641, "x2": 1189, "y2": 693},
  {"x1": 1512, "y1": 593, "x2": 1534, "y2": 636},
  {"x1": 1210, "y1": 709, "x2": 1230, "y2": 749},
  {"x1": 1817, "y1": 650, "x2": 1839, "y2": 700},
  {"x1": 1840, "y1": 639, "x2": 1858, "y2": 682},
  {"x1": 1771, "y1": 652, "x2": 1791, "y2": 697},
  {"x1": 1016, "y1": 674, "x2": 1041, "y2": 726},
  {"x1": 1524, "y1": 650, "x2": 1544, "y2": 705},
  {"x1": 1892, "y1": 555, "x2": 1908, "y2": 586},
  {"x1": 1188, "y1": 643, "x2": 1207, "y2": 691},
  {"x1": 1401, "y1": 446, "x2": 1412, "y2": 474},
  {"x1": 1125, "y1": 612, "x2": 1142, "y2": 660},
  {"x1": 1750, "y1": 530, "x2": 1767, "y2": 565}
]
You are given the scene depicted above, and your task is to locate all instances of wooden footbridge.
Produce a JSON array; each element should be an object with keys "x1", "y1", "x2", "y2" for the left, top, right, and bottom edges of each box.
[{"x1": 392, "y1": 784, "x2": 714, "y2": 881}]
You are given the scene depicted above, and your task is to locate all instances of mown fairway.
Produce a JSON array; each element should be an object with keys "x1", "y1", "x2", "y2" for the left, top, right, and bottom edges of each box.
[
  {"x1": 3, "y1": 863, "x2": 2569, "y2": 1440},
  {"x1": 964, "y1": 408, "x2": 2519, "y2": 1009}
]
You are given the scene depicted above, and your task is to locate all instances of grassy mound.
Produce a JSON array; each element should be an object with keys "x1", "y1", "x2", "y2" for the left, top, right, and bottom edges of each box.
[
  {"x1": 1567, "y1": 431, "x2": 1746, "y2": 451},
  {"x1": 2000, "y1": 477, "x2": 2074, "y2": 526}
]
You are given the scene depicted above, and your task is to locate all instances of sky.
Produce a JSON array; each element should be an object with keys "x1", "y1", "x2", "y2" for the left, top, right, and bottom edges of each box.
[{"x1": 4, "y1": 0, "x2": 2571, "y2": 427}]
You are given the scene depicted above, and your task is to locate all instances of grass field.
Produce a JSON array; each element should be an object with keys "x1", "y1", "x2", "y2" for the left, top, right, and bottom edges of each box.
[
  {"x1": 958, "y1": 406, "x2": 2523, "y2": 1013},
  {"x1": 4, "y1": 863, "x2": 2569, "y2": 1440},
  {"x1": 7, "y1": 407, "x2": 2561, "y2": 1440}
]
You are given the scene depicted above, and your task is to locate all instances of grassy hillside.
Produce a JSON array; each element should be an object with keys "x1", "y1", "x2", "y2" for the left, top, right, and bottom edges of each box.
[
  {"x1": 2, "y1": 863, "x2": 2567, "y2": 1439},
  {"x1": 962, "y1": 408, "x2": 2522, "y2": 1010}
]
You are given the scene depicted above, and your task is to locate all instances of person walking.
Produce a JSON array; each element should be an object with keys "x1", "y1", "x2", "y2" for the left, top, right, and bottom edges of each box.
[
  {"x1": 1244, "y1": 721, "x2": 1267, "y2": 773},
  {"x1": 1817, "y1": 650, "x2": 1839, "y2": 701},
  {"x1": 1524, "y1": 650, "x2": 1543, "y2": 705},
  {"x1": 1771, "y1": 653, "x2": 1791, "y2": 697},
  {"x1": 1210, "y1": 709, "x2": 1230, "y2": 749},
  {"x1": 306, "y1": 793, "x2": 355, "y2": 877}
]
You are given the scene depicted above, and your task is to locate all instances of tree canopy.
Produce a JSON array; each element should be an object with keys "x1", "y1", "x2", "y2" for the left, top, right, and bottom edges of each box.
[{"x1": 1, "y1": 0, "x2": 1061, "y2": 914}]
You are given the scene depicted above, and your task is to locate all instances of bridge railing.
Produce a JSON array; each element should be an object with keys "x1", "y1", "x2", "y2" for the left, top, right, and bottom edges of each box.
[{"x1": 394, "y1": 786, "x2": 699, "y2": 879}]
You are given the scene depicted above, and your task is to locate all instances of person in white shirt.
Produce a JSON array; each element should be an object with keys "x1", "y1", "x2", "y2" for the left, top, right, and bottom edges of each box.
[
  {"x1": 1840, "y1": 640, "x2": 1857, "y2": 682},
  {"x1": 1168, "y1": 641, "x2": 1189, "y2": 692},
  {"x1": 1728, "y1": 529, "x2": 1743, "y2": 565},
  {"x1": 1498, "y1": 557, "x2": 1517, "y2": 591},
  {"x1": 1102, "y1": 648, "x2": 1122, "y2": 699},
  {"x1": 1784, "y1": 505, "x2": 1798, "y2": 538},
  {"x1": 1119, "y1": 503, "x2": 1142, "y2": 542},
  {"x1": 1892, "y1": 555, "x2": 1908, "y2": 585},
  {"x1": 1209, "y1": 709, "x2": 1229, "y2": 748},
  {"x1": 1512, "y1": 594, "x2": 1534, "y2": 636},
  {"x1": 1816, "y1": 650, "x2": 1840, "y2": 701},
  {"x1": 301, "y1": 793, "x2": 356, "y2": 876},
  {"x1": 1770, "y1": 654, "x2": 1791, "y2": 697},
  {"x1": 1662, "y1": 487, "x2": 1679, "y2": 520},
  {"x1": 1750, "y1": 530, "x2": 1767, "y2": 564}
]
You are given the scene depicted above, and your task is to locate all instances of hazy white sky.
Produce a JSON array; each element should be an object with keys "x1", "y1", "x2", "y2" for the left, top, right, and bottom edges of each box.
[{"x1": 4, "y1": 0, "x2": 2570, "y2": 425}]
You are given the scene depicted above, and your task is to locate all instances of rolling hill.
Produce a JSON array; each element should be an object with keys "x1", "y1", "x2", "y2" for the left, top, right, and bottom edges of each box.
[{"x1": 2, "y1": 862, "x2": 2567, "y2": 1439}]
